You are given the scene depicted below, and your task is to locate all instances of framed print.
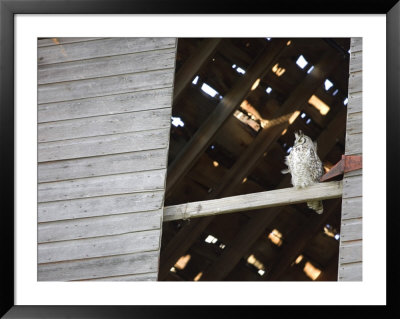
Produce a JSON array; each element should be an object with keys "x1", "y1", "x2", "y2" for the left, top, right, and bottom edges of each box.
[{"x1": 1, "y1": 0, "x2": 398, "y2": 317}]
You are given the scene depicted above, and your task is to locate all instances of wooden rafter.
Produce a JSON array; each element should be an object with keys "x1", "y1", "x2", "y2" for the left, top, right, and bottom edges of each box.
[
  {"x1": 199, "y1": 98, "x2": 347, "y2": 281},
  {"x1": 166, "y1": 39, "x2": 288, "y2": 197},
  {"x1": 160, "y1": 45, "x2": 344, "y2": 281},
  {"x1": 173, "y1": 38, "x2": 222, "y2": 103}
]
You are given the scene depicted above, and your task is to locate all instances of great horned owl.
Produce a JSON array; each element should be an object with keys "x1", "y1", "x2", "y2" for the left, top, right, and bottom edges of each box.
[{"x1": 281, "y1": 131, "x2": 324, "y2": 214}]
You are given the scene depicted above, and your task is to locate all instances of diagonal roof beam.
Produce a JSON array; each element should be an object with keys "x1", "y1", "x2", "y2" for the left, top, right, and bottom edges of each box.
[
  {"x1": 159, "y1": 40, "x2": 288, "y2": 280},
  {"x1": 159, "y1": 48, "x2": 344, "y2": 281},
  {"x1": 173, "y1": 38, "x2": 222, "y2": 103},
  {"x1": 166, "y1": 39, "x2": 288, "y2": 197},
  {"x1": 199, "y1": 98, "x2": 347, "y2": 281},
  {"x1": 264, "y1": 199, "x2": 341, "y2": 281}
]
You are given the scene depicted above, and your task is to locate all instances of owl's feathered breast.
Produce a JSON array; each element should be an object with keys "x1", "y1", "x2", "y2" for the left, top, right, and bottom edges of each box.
[{"x1": 286, "y1": 143, "x2": 323, "y2": 188}]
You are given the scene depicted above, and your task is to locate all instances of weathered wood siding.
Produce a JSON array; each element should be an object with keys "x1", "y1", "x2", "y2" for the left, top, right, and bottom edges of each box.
[
  {"x1": 38, "y1": 37, "x2": 177, "y2": 281},
  {"x1": 338, "y1": 37, "x2": 362, "y2": 281}
]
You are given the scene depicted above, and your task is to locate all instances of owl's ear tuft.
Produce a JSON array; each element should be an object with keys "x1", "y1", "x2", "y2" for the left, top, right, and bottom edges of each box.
[{"x1": 281, "y1": 168, "x2": 290, "y2": 174}]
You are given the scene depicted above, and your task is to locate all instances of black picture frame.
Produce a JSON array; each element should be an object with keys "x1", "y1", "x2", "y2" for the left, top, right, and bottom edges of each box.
[{"x1": 1, "y1": 0, "x2": 399, "y2": 317}]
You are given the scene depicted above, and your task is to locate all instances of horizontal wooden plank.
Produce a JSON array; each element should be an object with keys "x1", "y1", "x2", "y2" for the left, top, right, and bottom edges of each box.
[
  {"x1": 348, "y1": 71, "x2": 362, "y2": 94},
  {"x1": 349, "y1": 51, "x2": 362, "y2": 73},
  {"x1": 341, "y1": 197, "x2": 362, "y2": 220},
  {"x1": 350, "y1": 37, "x2": 362, "y2": 53},
  {"x1": 38, "y1": 209, "x2": 162, "y2": 243},
  {"x1": 38, "y1": 87, "x2": 173, "y2": 123},
  {"x1": 38, "y1": 37, "x2": 176, "y2": 65},
  {"x1": 343, "y1": 175, "x2": 362, "y2": 198},
  {"x1": 38, "y1": 108, "x2": 171, "y2": 142},
  {"x1": 338, "y1": 261, "x2": 362, "y2": 281},
  {"x1": 38, "y1": 229, "x2": 160, "y2": 263},
  {"x1": 38, "y1": 169, "x2": 166, "y2": 202},
  {"x1": 38, "y1": 191, "x2": 164, "y2": 222},
  {"x1": 345, "y1": 132, "x2": 362, "y2": 155},
  {"x1": 82, "y1": 272, "x2": 158, "y2": 281},
  {"x1": 347, "y1": 92, "x2": 362, "y2": 114},
  {"x1": 340, "y1": 218, "x2": 362, "y2": 241},
  {"x1": 38, "y1": 37, "x2": 105, "y2": 47},
  {"x1": 38, "y1": 250, "x2": 159, "y2": 281},
  {"x1": 163, "y1": 181, "x2": 343, "y2": 222},
  {"x1": 38, "y1": 68, "x2": 174, "y2": 104},
  {"x1": 343, "y1": 168, "x2": 362, "y2": 178},
  {"x1": 346, "y1": 111, "x2": 362, "y2": 135},
  {"x1": 38, "y1": 149, "x2": 168, "y2": 183},
  {"x1": 339, "y1": 240, "x2": 362, "y2": 264},
  {"x1": 39, "y1": 48, "x2": 176, "y2": 84},
  {"x1": 38, "y1": 128, "x2": 169, "y2": 162}
]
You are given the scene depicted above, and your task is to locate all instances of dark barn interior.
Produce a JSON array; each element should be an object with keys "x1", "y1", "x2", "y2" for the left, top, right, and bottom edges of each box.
[{"x1": 159, "y1": 37, "x2": 350, "y2": 281}]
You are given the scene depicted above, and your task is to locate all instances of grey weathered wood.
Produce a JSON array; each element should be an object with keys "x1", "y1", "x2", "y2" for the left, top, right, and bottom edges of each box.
[
  {"x1": 83, "y1": 272, "x2": 158, "y2": 281},
  {"x1": 350, "y1": 37, "x2": 362, "y2": 53},
  {"x1": 38, "y1": 108, "x2": 171, "y2": 142},
  {"x1": 346, "y1": 112, "x2": 362, "y2": 135},
  {"x1": 338, "y1": 37, "x2": 363, "y2": 282},
  {"x1": 338, "y1": 262, "x2": 362, "y2": 281},
  {"x1": 343, "y1": 175, "x2": 362, "y2": 198},
  {"x1": 163, "y1": 181, "x2": 343, "y2": 222},
  {"x1": 343, "y1": 168, "x2": 362, "y2": 178},
  {"x1": 38, "y1": 229, "x2": 160, "y2": 263},
  {"x1": 38, "y1": 68, "x2": 175, "y2": 104},
  {"x1": 339, "y1": 240, "x2": 362, "y2": 264},
  {"x1": 348, "y1": 71, "x2": 362, "y2": 93},
  {"x1": 38, "y1": 128, "x2": 169, "y2": 162},
  {"x1": 38, "y1": 250, "x2": 159, "y2": 281},
  {"x1": 39, "y1": 48, "x2": 176, "y2": 84},
  {"x1": 38, "y1": 191, "x2": 164, "y2": 223},
  {"x1": 345, "y1": 132, "x2": 362, "y2": 155},
  {"x1": 37, "y1": 38, "x2": 176, "y2": 281},
  {"x1": 38, "y1": 209, "x2": 162, "y2": 243},
  {"x1": 348, "y1": 92, "x2": 362, "y2": 114},
  {"x1": 38, "y1": 38, "x2": 176, "y2": 65},
  {"x1": 38, "y1": 37, "x2": 105, "y2": 47},
  {"x1": 38, "y1": 169, "x2": 166, "y2": 202},
  {"x1": 341, "y1": 197, "x2": 362, "y2": 220},
  {"x1": 340, "y1": 218, "x2": 362, "y2": 241},
  {"x1": 349, "y1": 51, "x2": 362, "y2": 73},
  {"x1": 38, "y1": 149, "x2": 168, "y2": 183},
  {"x1": 38, "y1": 88, "x2": 173, "y2": 123}
]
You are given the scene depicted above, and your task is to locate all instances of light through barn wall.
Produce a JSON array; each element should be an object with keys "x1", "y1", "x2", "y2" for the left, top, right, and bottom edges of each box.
[
  {"x1": 272, "y1": 63, "x2": 286, "y2": 77},
  {"x1": 194, "y1": 272, "x2": 203, "y2": 281},
  {"x1": 247, "y1": 254, "x2": 266, "y2": 273},
  {"x1": 174, "y1": 254, "x2": 191, "y2": 270},
  {"x1": 251, "y1": 78, "x2": 261, "y2": 91},
  {"x1": 308, "y1": 95, "x2": 330, "y2": 115},
  {"x1": 303, "y1": 261, "x2": 322, "y2": 280},
  {"x1": 268, "y1": 229, "x2": 283, "y2": 246},
  {"x1": 289, "y1": 110, "x2": 301, "y2": 124}
]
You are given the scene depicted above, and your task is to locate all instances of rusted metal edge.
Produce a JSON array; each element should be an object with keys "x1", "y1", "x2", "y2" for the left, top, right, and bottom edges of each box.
[{"x1": 320, "y1": 155, "x2": 362, "y2": 182}]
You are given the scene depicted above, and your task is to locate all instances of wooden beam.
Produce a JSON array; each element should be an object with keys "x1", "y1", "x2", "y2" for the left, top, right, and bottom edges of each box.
[
  {"x1": 163, "y1": 181, "x2": 342, "y2": 222},
  {"x1": 210, "y1": 48, "x2": 343, "y2": 198},
  {"x1": 199, "y1": 98, "x2": 347, "y2": 281},
  {"x1": 166, "y1": 39, "x2": 288, "y2": 196},
  {"x1": 173, "y1": 38, "x2": 222, "y2": 103},
  {"x1": 159, "y1": 47, "x2": 345, "y2": 281}
]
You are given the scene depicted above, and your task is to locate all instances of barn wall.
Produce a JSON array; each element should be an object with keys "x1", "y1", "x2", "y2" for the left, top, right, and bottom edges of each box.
[
  {"x1": 337, "y1": 37, "x2": 362, "y2": 281},
  {"x1": 37, "y1": 37, "x2": 177, "y2": 281}
]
